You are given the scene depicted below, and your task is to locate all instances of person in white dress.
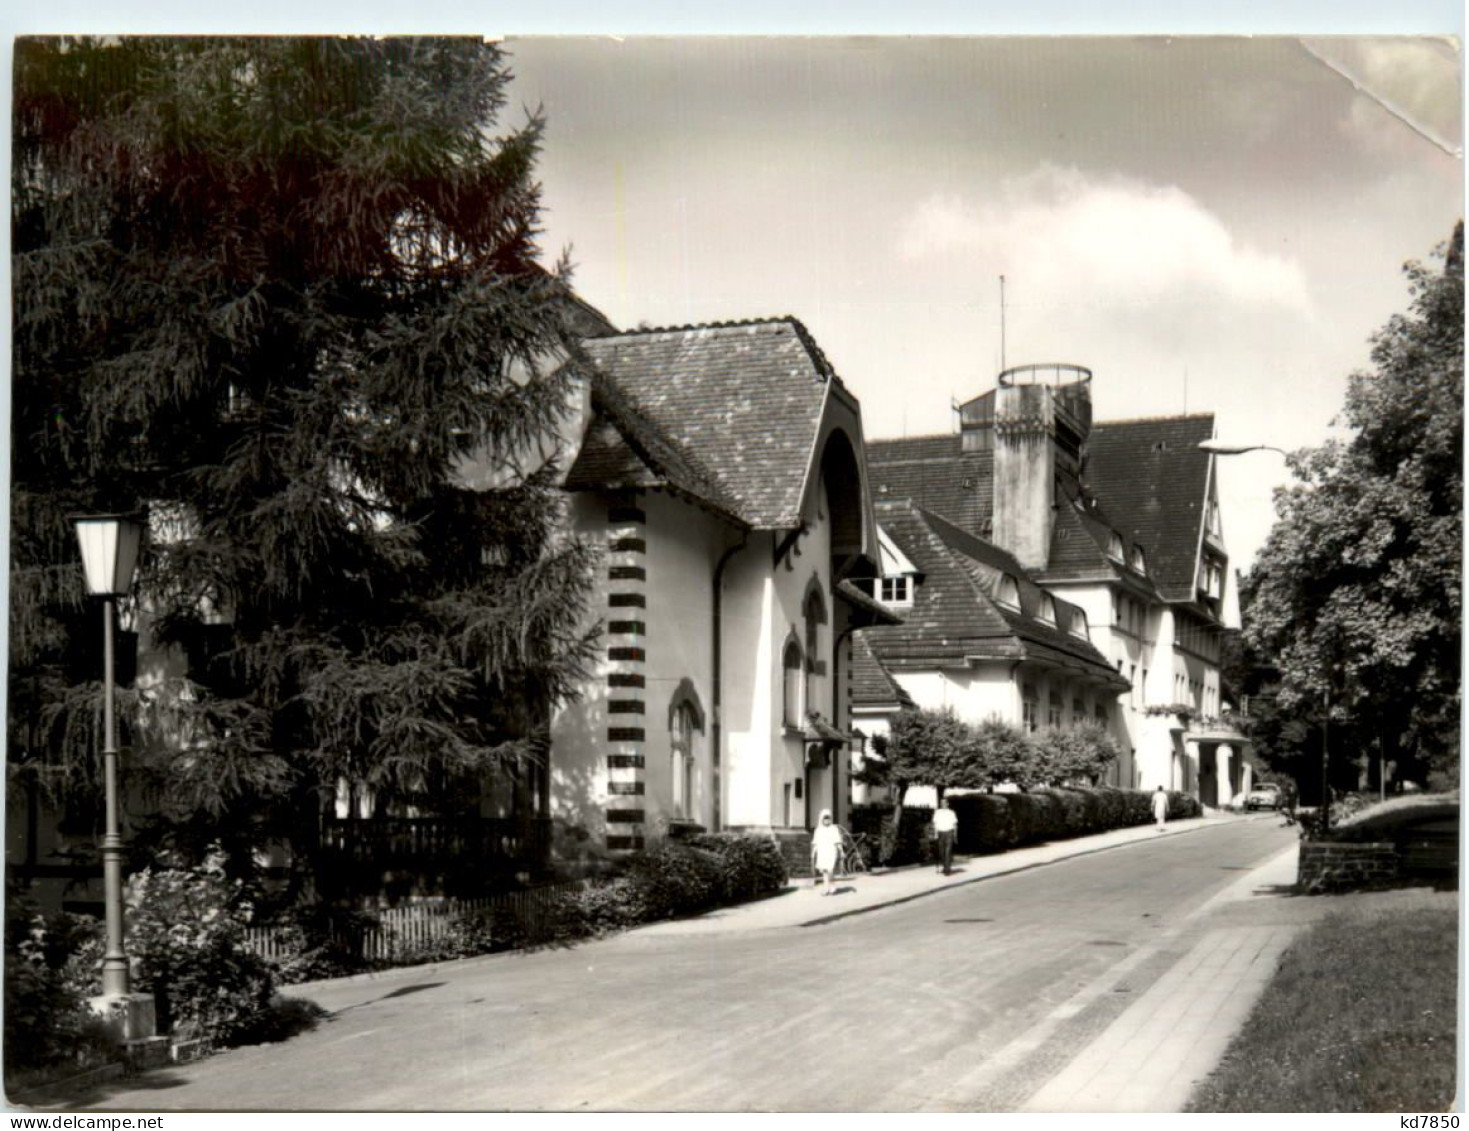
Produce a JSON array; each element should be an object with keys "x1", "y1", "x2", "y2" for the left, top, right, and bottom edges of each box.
[
  {"x1": 810, "y1": 809, "x2": 843, "y2": 895},
  {"x1": 1153, "y1": 785, "x2": 1170, "y2": 831}
]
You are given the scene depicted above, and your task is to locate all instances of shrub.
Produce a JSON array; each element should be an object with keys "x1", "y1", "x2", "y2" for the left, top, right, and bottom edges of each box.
[
  {"x1": 948, "y1": 792, "x2": 1012, "y2": 853},
  {"x1": 124, "y1": 848, "x2": 277, "y2": 1045},
  {"x1": 938, "y1": 784, "x2": 1205, "y2": 855},
  {"x1": 688, "y1": 833, "x2": 787, "y2": 901},
  {"x1": 849, "y1": 803, "x2": 935, "y2": 865},
  {"x1": 623, "y1": 841, "x2": 725, "y2": 920},
  {"x1": 1167, "y1": 790, "x2": 1202, "y2": 820},
  {"x1": 3, "y1": 898, "x2": 118, "y2": 1081},
  {"x1": 258, "y1": 905, "x2": 376, "y2": 985}
]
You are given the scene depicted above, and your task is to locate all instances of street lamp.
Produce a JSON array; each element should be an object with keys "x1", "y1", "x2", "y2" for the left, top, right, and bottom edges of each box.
[
  {"x1": 74, "y1": 514, "x2": 143, "y2": 1000},
  {"x1": 1197, "y1": 439, "x2": 1289, "y2": 457}
]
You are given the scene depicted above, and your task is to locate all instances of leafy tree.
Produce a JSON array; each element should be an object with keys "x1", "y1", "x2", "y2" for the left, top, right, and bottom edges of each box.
[
  {"x1": 1244, "y1": 225, "x2": 1462, "y2": 793},
  {"x1": 968, "y1": 718, "x2": 1036, "y2": 789},
  {"x1": 869, "y1": 706, "x2": 972, "y2": 803},
  {"x1": 11, "y1": 37, "x2": 600, "y2": 895},
  {"x1": 1030, "y1": 721, "x2": 1119, "y2": 786}
]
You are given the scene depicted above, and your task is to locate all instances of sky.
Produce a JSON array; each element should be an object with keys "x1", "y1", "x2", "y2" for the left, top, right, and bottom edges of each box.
[
  {"x1": 1, "y1": 4, "x2": 1462, "y2": 590},
  {"x1": 502, "y1": 35, "x2": 1463, "y2": 590}
]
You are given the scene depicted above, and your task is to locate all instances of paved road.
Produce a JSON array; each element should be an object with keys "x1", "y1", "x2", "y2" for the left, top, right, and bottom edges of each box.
[{"x1": 68, "y1": 819, "x2": 1297, "y2": 1112}]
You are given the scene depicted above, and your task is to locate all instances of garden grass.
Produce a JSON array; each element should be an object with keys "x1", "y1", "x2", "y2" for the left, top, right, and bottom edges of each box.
[{"x1": 1187, "y1": 892, "x2": 1458, "y2": 1112}]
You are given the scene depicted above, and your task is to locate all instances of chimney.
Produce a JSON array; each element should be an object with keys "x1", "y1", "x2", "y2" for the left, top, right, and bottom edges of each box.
[{"x1": 991, "y1": 364, "x2": 1093, "y2": 570}]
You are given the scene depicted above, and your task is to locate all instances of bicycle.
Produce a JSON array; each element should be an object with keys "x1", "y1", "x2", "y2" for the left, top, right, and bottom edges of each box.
[{"x1": 837, "y1": 827, "x2": 871, "y2": 877}]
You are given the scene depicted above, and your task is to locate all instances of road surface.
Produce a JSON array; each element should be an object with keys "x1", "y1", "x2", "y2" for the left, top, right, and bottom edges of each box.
[{"x1": 66, "y1": 819, "x2": 1297, "y2": 1111}]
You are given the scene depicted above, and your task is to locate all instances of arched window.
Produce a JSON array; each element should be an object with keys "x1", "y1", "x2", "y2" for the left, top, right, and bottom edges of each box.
[
  {"x1": 803, "y1": 580, "x2": 827, "y2": 717},
  {"x1": 668, "y1": 679, "x2": 706, "y2": 821},
  {"x1": 1038, "y1": 594, "x2": 1057, "y2": 626},
  {"x1": 997, "y1": 574, "x2": 1021, "y2": 611},
  {"x1": 783, "y1": 636, "x2": 805, "y2": 729}
]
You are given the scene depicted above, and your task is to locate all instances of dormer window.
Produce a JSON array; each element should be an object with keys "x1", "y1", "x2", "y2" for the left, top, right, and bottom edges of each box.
[
  {"x1": 997, "y1": 574, "x2": 1021, "y2": 611},
  {"x1": 1038, "y1": 594, "x2": 1057, "y2": 626},
  {"x1": 1207, "y1": 498, "x2": 1222, "y2": 538},
  {"x1": 1107, "y1": 532, "x2": 1125, "y2": 563},
  {"x1": 1199, "y1": 558, "x2": 1225, "y2": 601},
  {"x1": 1070, "y1": 608, "x2": 1089, "y2": 639},
  {"x1": 1130, "y1": 546, "x2": 1147, "y2": 575},
  {"x1": 879, "y1": 576, "x2": 914, "y2": 607}
]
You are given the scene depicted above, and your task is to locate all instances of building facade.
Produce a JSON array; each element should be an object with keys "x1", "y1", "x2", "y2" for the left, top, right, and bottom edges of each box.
[
  {"x1": 550, "y1": 319, "x2": 893, "y2": 854},
  {"x1": 858, "y1": 363, "x2": 1251, "y2": 805}
]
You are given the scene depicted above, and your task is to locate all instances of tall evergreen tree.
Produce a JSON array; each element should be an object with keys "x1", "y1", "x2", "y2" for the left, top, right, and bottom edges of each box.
[
  {"x1": 11, "y1": 38, "x2": 600, "y2": 888},
  {"x1": 1243, "y1": 225, "x2": 1462, "y2": 792}
]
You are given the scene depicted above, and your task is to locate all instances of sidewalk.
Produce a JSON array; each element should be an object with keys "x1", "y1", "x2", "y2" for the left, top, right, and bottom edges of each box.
[
  {"x1": 635, "y1": 811, "x2": 1254, "y2": 938},
  {"x1": 1016, "y1": 842, "x2": 1306, "y2": 1113}
]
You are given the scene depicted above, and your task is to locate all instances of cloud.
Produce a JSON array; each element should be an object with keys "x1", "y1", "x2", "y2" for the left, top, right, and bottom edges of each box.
[
  {"x1": 1302, "y1": 37, "x2": 1462, "y2": 158},
  {"x1": 899, "y1": 166, "x2": 1312, "y2": 317}
]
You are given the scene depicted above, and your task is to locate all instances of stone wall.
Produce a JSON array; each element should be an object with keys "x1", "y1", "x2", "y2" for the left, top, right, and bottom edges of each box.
[{"x1": 1297, "y1": 841, "x2": 1399, "y2": 893}]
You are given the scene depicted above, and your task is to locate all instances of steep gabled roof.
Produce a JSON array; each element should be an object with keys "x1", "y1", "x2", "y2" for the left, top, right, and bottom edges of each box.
[
  {"x1": 1083, "y1": 415, "x2": 1215, "y2": 602},
  {"x1": 575, "y1": 319, "x2": 842, "y2": 529},
  {"x1": 564, "y1": 372, "x2": 744, "y2": 522},
  {"x1": 866, "y1": 434, "x2": 992, "y2": 536},
  {"x1": 850, "y1": 632, "x2": 915, "y2": 710},
  {"x1": 862, "y1": 500, "x2": 1122, "y2": 685}
]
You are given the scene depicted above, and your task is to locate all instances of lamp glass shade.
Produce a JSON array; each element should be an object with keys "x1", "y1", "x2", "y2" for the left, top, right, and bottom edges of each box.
[{"x1": 74, "y1": 515, "x2": 143, "y2": 596}]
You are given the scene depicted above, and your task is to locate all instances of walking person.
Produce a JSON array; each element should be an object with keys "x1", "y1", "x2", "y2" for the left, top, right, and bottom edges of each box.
[
  {"x1": 933, "y1": 797, "x2": 958, "y2": 875},
  {"x1": 811, "y1": 809, "x2": 843, "y2": 896},
  {"x1": 1153, "y1": 784, "x2": 1169, "y2": 831}
]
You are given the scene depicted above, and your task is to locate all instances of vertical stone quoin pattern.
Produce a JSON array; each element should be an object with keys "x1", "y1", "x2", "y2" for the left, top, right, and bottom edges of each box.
[{"x1": 604, "y1": 493, "x2": 648, "y2": 851}]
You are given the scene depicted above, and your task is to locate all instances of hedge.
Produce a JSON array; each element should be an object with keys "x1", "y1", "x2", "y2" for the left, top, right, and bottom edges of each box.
[
  {"x1": 540, "y1": 833, "x2": 789, "y2": 941},
  {"x1": 849, "y1": 803, "x2": 936, "y2": 866},
  {"x1": 855, "y1": 787, "x2": 1202, "y2": 862}
]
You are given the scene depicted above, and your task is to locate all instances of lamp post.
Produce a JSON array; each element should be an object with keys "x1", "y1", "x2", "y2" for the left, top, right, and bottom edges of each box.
[
  {"x1": 1196, "y1": 440, "x2": 1290, "y2": 457},
  {"x1": 74, "y1": 514, "x2": 144, "y2": 999}
]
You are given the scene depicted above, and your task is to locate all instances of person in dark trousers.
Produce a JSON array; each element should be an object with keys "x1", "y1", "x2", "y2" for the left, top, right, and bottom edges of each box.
[{"x1": 933, "y1": 798, "x2": 958, "y2": 875}]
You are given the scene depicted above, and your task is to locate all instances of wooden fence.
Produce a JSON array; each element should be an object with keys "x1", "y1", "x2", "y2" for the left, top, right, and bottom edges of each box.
[{"x1": 243, "y1": 878, "x2": 593, "y2": 966}]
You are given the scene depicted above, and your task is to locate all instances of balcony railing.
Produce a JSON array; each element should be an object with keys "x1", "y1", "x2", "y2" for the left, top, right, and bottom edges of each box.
[{"x1": 319, "y1": 816, "x2": 552, "y2": 899}]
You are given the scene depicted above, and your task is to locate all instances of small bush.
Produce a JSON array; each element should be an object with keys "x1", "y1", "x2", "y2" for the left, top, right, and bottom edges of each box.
[
  {"x1": 688, "y1": 833, "x2": 787, "y2": 900},
  {"x1": 623, "y1": 841, "x2": 725, "y2": 919},
  {"x1": 3, "y1": 899, "x2": 119, "y2": 1082},
  {"x1": 124, "y1": 848, "x2": 277, "y2": 1046}
]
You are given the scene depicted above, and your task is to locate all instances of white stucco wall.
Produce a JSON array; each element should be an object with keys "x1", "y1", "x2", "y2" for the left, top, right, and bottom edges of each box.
[
  {"x1": 548, "y1": 492, "x2": 614, "y2": 835},
  {"x1": 639, "y1": 491, "x2": 731, "y2": 833}
]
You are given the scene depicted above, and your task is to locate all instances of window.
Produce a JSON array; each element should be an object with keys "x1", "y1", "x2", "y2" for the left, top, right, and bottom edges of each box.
[
  {"x1": 783, "y1": 638, "x2": 804, "y2": 729},
  {"x1": 1072, "y1": 697, "x2": 1086, "y2": 727},
  {"x1": 668, "y1": 681, "x2": 706, "y2": 822},
  {"x1": 671, "y1": 703, "x2": 696, "y2": 819},
  {"x1": 1094, "y1": 703, "x2": 1109, "y2": 727},
  {"x1": 1129, "y1": 664, "x2": 1138, "y2": 708},
  {"x1": 803, "y1": 584, "x2": 827, "y2": 717},
  {"x1": 997, "y1": 575, "x2": 1021, "y2": 611},
  {"x1": 1107, "y1": 532, "x2": 1125, "y2": 563},
  {"x1": 1207, "y1": 498, "x2": 1222, "y2": 538},
  {"x1": 1070, "y1": 609, "x2": 1089, "y2": 639},
  {"x1": 1130, "y1": 546, "x2": 1147, "y2": 575},
  {"x1": 1022, "y1": 683, "x2": 1038, "y2": 732},
  {"x1": 1038, "y1": 595, "x2": 1057, "y2": 626},
  {"x1": 880, "y1": 576, "x2": 913, "y2": 606},
  {"x1": 1048, "y1": 691, "x2": 1063, "y2": 729}
]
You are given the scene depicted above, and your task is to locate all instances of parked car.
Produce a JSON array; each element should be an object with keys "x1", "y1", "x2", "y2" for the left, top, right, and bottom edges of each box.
[{"x1": 1245, "y1": 783, "x2": 1283, "y2": 811}]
